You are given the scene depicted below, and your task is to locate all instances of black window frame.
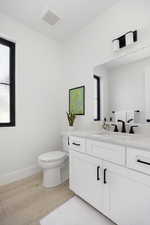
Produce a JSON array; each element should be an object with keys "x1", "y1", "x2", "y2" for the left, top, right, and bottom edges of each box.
[
  {"x1": 0, "y1": 37, "x2": 15, "y2": 127},
  {"x1": 94, "y1": 75, "x2": 100, "y2": 121}
]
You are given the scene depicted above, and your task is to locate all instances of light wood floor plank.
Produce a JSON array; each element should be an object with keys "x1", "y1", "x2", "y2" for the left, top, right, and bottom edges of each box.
[{"x1": 0, "y1": 173, "x2": 74, "y2": 225}]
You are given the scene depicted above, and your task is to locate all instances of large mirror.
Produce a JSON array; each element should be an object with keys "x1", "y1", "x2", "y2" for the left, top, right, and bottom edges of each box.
[
  {"x1": 94, "y1": 48, "x2": 150, "y2": 124},
  {"x1": 0, "y1": 37, "x2": 15, "y2": 126}
]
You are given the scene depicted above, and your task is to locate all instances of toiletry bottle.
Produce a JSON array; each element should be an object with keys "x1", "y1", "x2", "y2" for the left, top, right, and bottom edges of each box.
[{"x1": 103, "y1": 118, "x2": 107, "y2": 130}]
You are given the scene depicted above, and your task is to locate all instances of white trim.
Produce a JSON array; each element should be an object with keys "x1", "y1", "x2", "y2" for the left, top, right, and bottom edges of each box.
[{"x1": 0, "y1": 165, "x2": 41, "y2": 186}]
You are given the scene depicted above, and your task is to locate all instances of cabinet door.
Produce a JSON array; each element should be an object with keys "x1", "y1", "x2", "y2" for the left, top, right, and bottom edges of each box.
[
  {"x1": 70, "y1": 150, "x2": 104, "y2": 212},
  {"x1": 103, "y1": 161, "x2": 150, "y2": 225}
]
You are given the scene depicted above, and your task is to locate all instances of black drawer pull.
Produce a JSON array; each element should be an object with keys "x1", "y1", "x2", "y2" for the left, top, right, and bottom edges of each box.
[
  {"x1": 104, "y1": 168, "x2": 107, "y2": 184},
  {"x1": 72, "y1": 142, "x2": 80, "y2": 146},
  {"x1": 137, "y1": 159, "x2": 150, "y2": 166},
  {"x1": 68, "y1": 137, "x2": 70, "y2": 146},
  {"x1": 97, "y1": 166, "x2": 100, "y2": 181}
]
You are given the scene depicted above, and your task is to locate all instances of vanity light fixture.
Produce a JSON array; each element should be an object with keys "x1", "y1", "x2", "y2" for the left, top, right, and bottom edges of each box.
[{"x1": 112, "y1": 30, "x2": 137, "y2": 51}]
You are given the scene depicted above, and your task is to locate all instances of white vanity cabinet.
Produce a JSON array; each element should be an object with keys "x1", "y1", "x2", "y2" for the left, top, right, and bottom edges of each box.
[
  {"x1": 127, "y1": 147, "x2": 150, "y2": 175},
  {"x1": 70, "y1": 150, "x2": 104, "y2": 212},
  {"x1": 69, "y1": 136, "x2": 150, "y2": 225},
  {"x1": 69, "y1": 136, "x2": 86, "y2": 152},
  {"x1": 103, "y1": 161, "x2": 150, "y2": 225},
  {"x1": 86, "y1": 140, "x2": 125, "y2": 166}
]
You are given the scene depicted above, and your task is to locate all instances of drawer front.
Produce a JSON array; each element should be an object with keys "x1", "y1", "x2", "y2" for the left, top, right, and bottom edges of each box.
[
  {"x1": 86, "y1": 140, "x2": 125, "y2": 165},
  {"x1": 127, "y1": 148, "x2": 150, "y2": 175},
  {"x1": 69, "y1": 136, "x2": 85, "y2": 153}
]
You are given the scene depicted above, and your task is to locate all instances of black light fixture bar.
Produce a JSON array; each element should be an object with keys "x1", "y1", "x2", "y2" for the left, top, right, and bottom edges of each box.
[{"x1": 112, "y1": 30, "x2": 137, "y2": 49}]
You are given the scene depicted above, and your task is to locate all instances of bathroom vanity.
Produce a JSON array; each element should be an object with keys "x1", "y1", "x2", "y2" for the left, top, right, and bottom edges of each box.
[
  {"x1": 64, "y1": 131, "x2": 150, "y2": 225},
  {"x1": 63, "y1": 38, "x2": 150, "y2": 225}
]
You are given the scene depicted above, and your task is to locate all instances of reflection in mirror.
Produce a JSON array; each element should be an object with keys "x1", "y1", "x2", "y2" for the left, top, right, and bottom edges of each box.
[
  {"x1": 94, "y1": 55, "x2": 150, "y2": 124},
  {"x1": 0, "y1": 37, "x2": 15, "y2": 126}
]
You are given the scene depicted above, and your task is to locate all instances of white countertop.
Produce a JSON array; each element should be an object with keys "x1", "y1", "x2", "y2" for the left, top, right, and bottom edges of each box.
[{"x1": 62, "y1": 130, "x2": 150, "y2": 151}]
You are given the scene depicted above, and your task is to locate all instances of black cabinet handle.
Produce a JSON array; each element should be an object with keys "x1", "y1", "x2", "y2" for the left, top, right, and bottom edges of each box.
[
  {"x1": 137, "y1": 159, "x2": 150, "y2": 166},
  {"x1": 72, "y1": 142, "x2": 80, "y2": 146},
  {"x1": 97, "y1": 166, "x2": 100, "y2": 181},
  {"x1": 104, "y1": 168, "x2": 107, "y2": 184},
  {"x1": 68, "y1": 137, "x2": 70, "y2": 146}
]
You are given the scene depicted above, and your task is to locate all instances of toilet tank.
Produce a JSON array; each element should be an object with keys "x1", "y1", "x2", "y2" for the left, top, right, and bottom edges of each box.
[{"x1": 62, "y1": 135, "x2": 69, "y2": 153}]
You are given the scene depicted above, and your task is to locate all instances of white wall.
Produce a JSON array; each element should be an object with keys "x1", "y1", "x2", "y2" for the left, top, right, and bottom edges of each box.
[
  {"x1": 0, "y1": 13, "x2": 65, "y2": 181},
  {"x1": 63, "y1": 0, "x2": 150, "y2": 130},
  {"x1": 2, "y1": 0, "x2": 150, "y2": 182}
]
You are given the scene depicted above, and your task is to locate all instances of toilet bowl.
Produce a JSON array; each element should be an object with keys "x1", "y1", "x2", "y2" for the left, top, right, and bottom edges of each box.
[{"x1": 38, "y1": 151, "x2": 68, "y2": 188}]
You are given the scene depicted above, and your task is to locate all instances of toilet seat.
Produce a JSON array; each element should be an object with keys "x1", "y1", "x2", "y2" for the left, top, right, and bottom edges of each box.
[{"x1": 38, "y1": 151, "x2": 67, "y2": 163}]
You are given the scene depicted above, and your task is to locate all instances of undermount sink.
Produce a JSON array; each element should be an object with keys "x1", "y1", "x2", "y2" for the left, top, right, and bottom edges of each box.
[
  {"x1": 91, "y1": 131, "x2": 136, "y2": 141},
  {"x1": 92, "y1": 131, "x2": 130, "y2": 137},
  {"x1": 91, "y1": 131, "x2": 150, "y2": 144}
]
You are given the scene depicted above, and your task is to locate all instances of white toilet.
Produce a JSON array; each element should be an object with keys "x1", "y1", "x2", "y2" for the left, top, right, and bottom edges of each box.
[{"x1": 38, "y1": 137, "x2": 69, "y2": 188}]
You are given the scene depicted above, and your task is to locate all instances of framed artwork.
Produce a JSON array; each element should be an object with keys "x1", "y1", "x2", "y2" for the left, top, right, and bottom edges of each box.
[{"x1": 69, "y1": 86, "x2": 85, "y2": 115}]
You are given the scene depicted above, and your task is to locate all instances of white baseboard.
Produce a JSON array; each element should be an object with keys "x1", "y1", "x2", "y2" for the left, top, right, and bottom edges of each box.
[{"x1": 0, "y1": 165, "x2": 41, "y2": 186}]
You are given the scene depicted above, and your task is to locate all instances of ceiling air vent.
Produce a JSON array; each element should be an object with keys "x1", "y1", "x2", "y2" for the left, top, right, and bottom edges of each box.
[{"x1": 42, "y1": 10, "x2": 60, "y2": 26}]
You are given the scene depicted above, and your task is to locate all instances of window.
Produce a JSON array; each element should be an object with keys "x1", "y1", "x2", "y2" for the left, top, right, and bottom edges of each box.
[
  {"x1": 93, "y1": 75, "x2": 100, "y2": 121},
  {"x1": 0, "y1": 37, "x2": 15, "y2": 126}
]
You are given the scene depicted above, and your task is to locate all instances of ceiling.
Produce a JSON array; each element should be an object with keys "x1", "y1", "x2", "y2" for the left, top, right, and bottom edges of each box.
[{"x1": 0, "y1": 0, "x2": 119, "y2": 41}]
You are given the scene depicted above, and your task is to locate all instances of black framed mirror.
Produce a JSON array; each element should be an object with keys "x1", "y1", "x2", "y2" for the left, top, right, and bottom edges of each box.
[{"x1": 0, "y1": 37, "x2": 15, "y2": 127}]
